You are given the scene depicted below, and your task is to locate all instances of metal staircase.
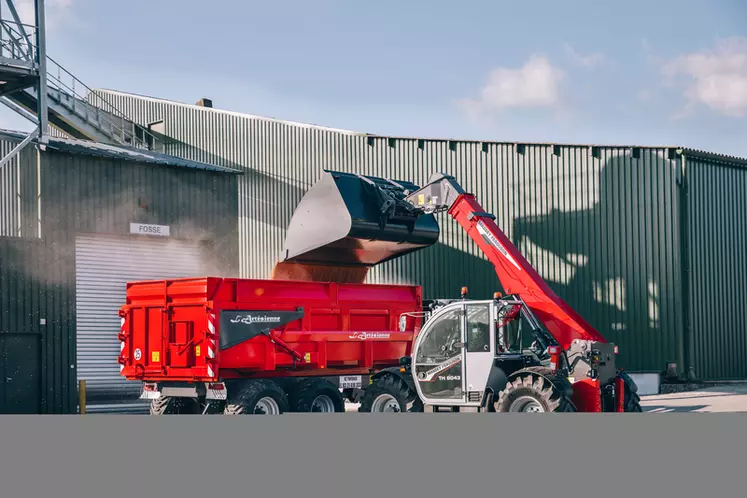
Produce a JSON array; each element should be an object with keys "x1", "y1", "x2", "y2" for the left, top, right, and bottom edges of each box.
[
  {"x1": 7, "y1": 55, "x2": 161, "y2": 148},
  {"x1": 1, "y1": 0, "x2": 160, "y2": 152}
]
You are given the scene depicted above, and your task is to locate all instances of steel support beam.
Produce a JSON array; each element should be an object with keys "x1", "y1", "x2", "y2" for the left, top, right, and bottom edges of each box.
[
  {"x1": 34, "y1": 0, "x2": 47, "y2": 143},
  {"x1": 0, "y1": 94, "x2": 39, "y2": 123},
  {"x1": 0, "y1": 125, "x2": 39, "y2": 169}
]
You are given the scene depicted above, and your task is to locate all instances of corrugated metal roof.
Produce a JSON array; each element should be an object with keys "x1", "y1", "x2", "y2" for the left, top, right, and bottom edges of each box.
[
  {"x1": 680, "y1": 147, "x2": 747, "y2": 168},
  {"x1": 93, "y1": 88, "x2": 747, "y2": 166},
  {"x1": 93, "y1": 88, "x2": 366, "y2": 136},
  {"x1": 0, "y1": 128, "x2": 243, "y2": 174}
]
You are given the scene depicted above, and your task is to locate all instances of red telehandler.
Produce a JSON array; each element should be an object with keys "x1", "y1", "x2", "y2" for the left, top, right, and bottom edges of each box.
[
  {"x1": 120, "y1": 170, "x2": 641, "y2": 414},
  {"x1": 276, "y1": 170, "x2": 641, "y2": 413}
]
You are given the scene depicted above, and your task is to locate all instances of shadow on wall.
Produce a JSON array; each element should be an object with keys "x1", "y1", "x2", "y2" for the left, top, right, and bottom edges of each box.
[
  {"x1": 510, "y1": 152, "x2": 681, "y2": 372},
  {"x1": 367, "y1": 241, "x2": 500, "y2": 300}
]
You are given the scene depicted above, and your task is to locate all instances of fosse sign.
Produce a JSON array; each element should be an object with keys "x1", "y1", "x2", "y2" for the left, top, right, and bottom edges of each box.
[{"x1": 130, "y1": 223, "x2": 170, "y2": 237}]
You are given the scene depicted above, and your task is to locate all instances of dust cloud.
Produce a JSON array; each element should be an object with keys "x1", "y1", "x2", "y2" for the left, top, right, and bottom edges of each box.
[{"x1": 270, "y1": 261, "x2": 369, "y2": 284}]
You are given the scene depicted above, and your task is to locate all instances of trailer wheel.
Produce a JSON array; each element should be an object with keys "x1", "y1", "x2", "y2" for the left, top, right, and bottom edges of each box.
[
  {"x1": 623, "y1": 381, "x2": 643, "y2": 412},
  {"x1": 149, "y1": 395, "x2": 200, "y2": 415},
  {"x1": 291, "y1": 378, "x2": 345, "y2": 413},
  {"x1": 223, "y1": 380, "x2": 289, "y2": 415},
  {"x1": 359, "y1": 374, "x2": 422, "y2": 413},
  {"x1": 494, "y1": 368, "x2": 575, "y2": 413}
]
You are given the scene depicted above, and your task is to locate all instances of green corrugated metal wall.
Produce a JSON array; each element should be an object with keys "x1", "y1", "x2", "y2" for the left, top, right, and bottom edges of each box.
[
  {"x1": 0, "y1": 135, "x2": 241, "y2": 412},
  {"x1": 40, "y1": 150, "x2": 240, "y2": 275},
  {"x1": 687, "y1": 155, "x2": 747, "y2": 380},
  {"x1": 0, "y1": 237, "x2": 76, "y2": 414},
  {"x1": 90, "y1": 90, "x2": 693, "y2": 374}
]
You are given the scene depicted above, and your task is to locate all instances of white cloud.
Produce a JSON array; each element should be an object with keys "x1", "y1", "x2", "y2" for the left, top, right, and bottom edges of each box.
[
  {"x1": 663, "y1": 37, "x2": 747, "y2": 118},
  {"x1": 458, "y1": 55, "x2": 565, "y2": 117},
  {"x1": 563, "y1": 43, "x2": 608, "y2": 68}
]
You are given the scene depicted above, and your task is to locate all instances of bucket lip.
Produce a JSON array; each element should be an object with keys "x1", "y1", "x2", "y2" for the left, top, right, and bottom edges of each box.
[{"x1": 321, "y1": 169, "x2": 423, "y2": 193}]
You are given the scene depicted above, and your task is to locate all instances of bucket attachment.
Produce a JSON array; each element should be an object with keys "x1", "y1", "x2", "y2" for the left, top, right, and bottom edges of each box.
[{"x1": 277, "y1": 170, "x2": 440, "y2": 276}]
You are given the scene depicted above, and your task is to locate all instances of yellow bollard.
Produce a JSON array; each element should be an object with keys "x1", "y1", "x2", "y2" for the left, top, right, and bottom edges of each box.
[{"x1": 79, "y1": 379, "x2": 86, "y2": 415}]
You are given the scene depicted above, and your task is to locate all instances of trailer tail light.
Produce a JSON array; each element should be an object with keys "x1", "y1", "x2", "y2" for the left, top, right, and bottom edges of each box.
[
  {"x1": 548, "y1": 346, "x2": 561, "y2": 372},
  {"x1": 206, "y1": 382, "x2": 227, "y2": 401},
  {"x1": 140, "y1": 382, "x2": 161, "y2": 400}
]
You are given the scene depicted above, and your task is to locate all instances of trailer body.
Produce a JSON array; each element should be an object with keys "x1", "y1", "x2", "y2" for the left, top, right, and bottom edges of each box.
[{"x1": 119, "y1": 277, "x2": 422, "y2": 387}]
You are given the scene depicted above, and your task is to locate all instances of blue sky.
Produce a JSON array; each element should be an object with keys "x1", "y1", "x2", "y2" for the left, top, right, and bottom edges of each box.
[{"x1": 3, "y1": 0, "x2": 747, "y2": 156}]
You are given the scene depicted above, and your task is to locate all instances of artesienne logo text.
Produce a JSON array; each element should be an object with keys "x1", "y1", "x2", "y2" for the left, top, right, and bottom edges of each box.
[
  {"x1": 349, "y1": 332, "x2": 391, "y2": 340},
  {"x1": 230, "y1": 314, "x2": 282, "y2": 325}
]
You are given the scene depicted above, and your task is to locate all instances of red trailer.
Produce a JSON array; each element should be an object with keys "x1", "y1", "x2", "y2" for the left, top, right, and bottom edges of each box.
[{"x1": 119, "y1": 276, "x2": 424, "y2": 414}]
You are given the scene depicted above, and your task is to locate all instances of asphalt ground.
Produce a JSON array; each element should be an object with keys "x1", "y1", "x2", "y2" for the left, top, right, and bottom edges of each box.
[{"x1": 343, "y1": 383, "x2": 747, "y2": 413}]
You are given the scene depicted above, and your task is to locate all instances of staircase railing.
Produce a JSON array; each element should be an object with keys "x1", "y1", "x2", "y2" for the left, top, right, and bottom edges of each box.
[
  {"x1": 45, "y1": 56, "x2": 161, "y2": 150},
  {"x1": 2, "y1": 13, "x2": 160, "y2": 151},
  {"x1": 0, "y1": 18, "x2": 36, "y2": 66}
]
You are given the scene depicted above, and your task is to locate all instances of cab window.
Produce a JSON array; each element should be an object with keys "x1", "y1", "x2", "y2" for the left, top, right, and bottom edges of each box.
[{"x1": 466, "y1": 304, "x2": 491, "y2": 352}]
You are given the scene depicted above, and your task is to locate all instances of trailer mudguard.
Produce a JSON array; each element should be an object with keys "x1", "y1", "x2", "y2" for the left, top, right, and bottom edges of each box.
[
  {"x1": 484, "y1": 365, "x2": 510, "y2": 401},
  {"x1": 372, "y1": 367, "x2": 418, "y2": 394}
]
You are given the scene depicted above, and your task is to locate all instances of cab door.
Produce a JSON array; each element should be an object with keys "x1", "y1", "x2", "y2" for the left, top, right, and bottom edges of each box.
[
  {"x1": 412, "y1": 304, "x2": 467, "y2": 405},
  {"x1": 412, "y1": 300, "x2": 496, "y2": 407},
  {"x1": 463, "y1": 301, "x2": 495, "y2": 404}
]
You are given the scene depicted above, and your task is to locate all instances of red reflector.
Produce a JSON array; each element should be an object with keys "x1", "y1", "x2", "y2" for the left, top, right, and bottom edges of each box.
[
  {"x1": 208, "y1": 383, "x2": 225, "y2": 391},
  {"x1": 548, "y1": 346, "x2": 560, "y2": 355},
  {"x1": 614, "y1": 346, "x2": 619, "y2": 354}
]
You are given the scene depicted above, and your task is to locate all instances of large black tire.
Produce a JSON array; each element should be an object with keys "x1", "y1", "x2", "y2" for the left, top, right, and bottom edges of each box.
[
  {"x1": 359, "y1": 374, "x2": 423, "y2": 413},
  {"x1": 150, "y1": 396, "x2": 200, "y2": 415},
  {"x1": 290, "y1": 378, "x2": 345, "y2": 413},
  {"x1": 494, "y1": 367, "x2": 576, "y2": 413},
  {"x1": 622, "y1": 377, "x2": 643, "y2": 412},
  {"x1": 223, "y1": 380, "x2": 290, "y2": 415}
]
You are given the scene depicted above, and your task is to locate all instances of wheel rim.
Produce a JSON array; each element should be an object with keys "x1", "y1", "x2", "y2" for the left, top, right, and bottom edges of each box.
[
  {"x1": 310, "y1": 394, "x2": 336, "y2": 413},
  {"x1": 371, "y1": 394, "x2": 401, "y2": 412},
  {"x1": 253, "y1": 396, "x2": 281, "y2": 414},
  {"x1": 510, "y1": 396, "x2": 545, "y2": 413}
]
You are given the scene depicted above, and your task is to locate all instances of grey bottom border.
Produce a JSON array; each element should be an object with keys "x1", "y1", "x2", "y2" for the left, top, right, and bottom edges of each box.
[{"x1": 1, "y1": 413, "x2": 745, "y2": 498}]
